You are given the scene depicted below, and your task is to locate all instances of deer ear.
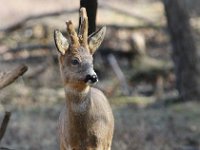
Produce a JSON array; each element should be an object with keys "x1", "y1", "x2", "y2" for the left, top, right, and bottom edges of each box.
[
  {"x1": 54, "y1": 30, "x2": 69, "y2": 55},
  {"x1": 88, "y1": 27, "x2": 106, "y2": 54}
]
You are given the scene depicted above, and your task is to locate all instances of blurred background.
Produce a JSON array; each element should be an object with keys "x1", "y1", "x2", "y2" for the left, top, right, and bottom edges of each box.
[{"x1": 0, "y1": 0, "x2": 200, "y2": 149}]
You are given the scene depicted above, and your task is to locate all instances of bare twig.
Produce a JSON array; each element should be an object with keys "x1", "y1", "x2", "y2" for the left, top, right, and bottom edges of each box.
[
  {"x1": 0, "y1": 64, "x2": 28, "y2": 90},
  {"x1": 107, "y1": 54, "x2": 130, "y2": 95},
  {"x1": 0, "y1": 44, "x2": 54, "y2": 55},
  {"x1": 0, "y1": 4, "x2": 163, "y2": 33},
  {"x1": 0, "y1": 9, "x2": 78, "y2": 33},
  {"x1": 100, "y1": 24, "x2": 163, "y2": 31},
  {"x1": 0, "y1": 147, "x2": 14, "y2": 150},
  {"x1": 0, "y1": 112, "x2": 11, "y2": 142},
  {"x1": 1, "y1": 43, "x2": 134, "y2": 62},
  {"x1": 99, "y1": 2, "x2": 156, "y2": 26}
]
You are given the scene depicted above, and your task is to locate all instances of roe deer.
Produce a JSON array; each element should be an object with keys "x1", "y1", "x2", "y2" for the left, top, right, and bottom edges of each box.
[{"x1": 54, "y1": 8, "x2": 114, "y2": 150}]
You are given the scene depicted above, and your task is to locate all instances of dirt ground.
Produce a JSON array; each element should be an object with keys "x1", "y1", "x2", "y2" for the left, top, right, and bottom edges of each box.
[{"x1": 0, "y1": 0, "x2": 200, "y2": 150}]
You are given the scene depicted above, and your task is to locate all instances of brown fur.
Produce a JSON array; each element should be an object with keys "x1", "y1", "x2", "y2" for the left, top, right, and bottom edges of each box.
[
  {"x1": 54, "y1": 8, "x2": 114, "y2": 150},
  {"x1": 59, "y1": 88, "x2": 114, "y2": 150}
]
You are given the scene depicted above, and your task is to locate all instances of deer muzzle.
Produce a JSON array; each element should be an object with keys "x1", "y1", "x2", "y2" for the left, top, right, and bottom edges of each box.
[{"x1": 84, "y1": 69, "x2": 98, "y2": 84}]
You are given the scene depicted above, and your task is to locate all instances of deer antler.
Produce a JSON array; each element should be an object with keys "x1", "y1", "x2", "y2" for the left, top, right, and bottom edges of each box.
[
  {"x1": 65, "y1": 8, "x2": 88, "y2": 49},
  {"x1": 54, "y1": 7, "x2": 106, "y2": 55},
  {"x1": 66, "y1": 21, "x2": 80, "y2": 47},
  {"x1": 78, "y1": 8, "x2": 88, "y2": 48}
]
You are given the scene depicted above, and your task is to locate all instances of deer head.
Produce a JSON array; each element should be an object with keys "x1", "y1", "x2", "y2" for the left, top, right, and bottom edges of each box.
[{"x1": 54, "y1": 8, "x2": 106, "y2": 91}]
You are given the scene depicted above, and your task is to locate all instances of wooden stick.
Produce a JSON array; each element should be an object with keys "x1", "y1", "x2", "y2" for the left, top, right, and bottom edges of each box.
[
  {"x1": 0, "y1": 5, "x2": 162, "y2": 33},
  {"x1": 0, "y1": 112, "x2": 11, "y2": 142},
  {"x1": 0, "y1": 147, "x2": 14, "y2": 150},
  {"x1": 107, "y1": 54, "x2": 130, "y2": 95},
  {"x1": 99, "y1": 2, "x2": 155, "y2": 26},
  {"x1": 0, "y1": 9, "x2": 78, "y2": 33},
  {"x1": 0, "y1": 44, "x2": 54, "y2": 55},
  {"x1": 0, "y1": 64, "x2": 28, "y2": 90}
]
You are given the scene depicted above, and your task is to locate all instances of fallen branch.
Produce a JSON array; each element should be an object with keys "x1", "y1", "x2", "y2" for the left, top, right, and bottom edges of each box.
[
  {"x1": 107, "y1": 54, "x2": 130, "y2": 95},
  {"x1": 0, "y1": 9, "x2": 78, "y2": 33},
  {"x1": 0, "y1": 64, "x2": 28, "y2": 90},
  {"x1": 99, "y1": 24, "x2": 164, "y2": 31},
  {"x1": 0, "y1": 147, "x2": 14, "y2": 150},
  {"x1": 0, "y1": 5, "x2": 164, "y2": 33},
  {"x1": 0, "y1": 112, "x2": 11, "y2": 142},
  {"x1": 0, "y1": 44, "x2": 54, "y2": 55},
  {"x1": 99, "y1": 2, "x2": 156, "y2": 26},
  {"x1": 2, "y1": 43, "x2": 133, "y2": 57}
]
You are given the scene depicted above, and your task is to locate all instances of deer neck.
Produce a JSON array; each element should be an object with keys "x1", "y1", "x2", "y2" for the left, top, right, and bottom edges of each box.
[
  {"x1": 64, "y1": 85, "x2": 92, "y2": 144},
  {"x1": 64, "y1": 85, "x2": 91, "y2": 114}
]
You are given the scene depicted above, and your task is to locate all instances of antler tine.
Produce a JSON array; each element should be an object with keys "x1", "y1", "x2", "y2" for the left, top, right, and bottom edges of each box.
[
  {"x1": 66, "y1": 21, "x2": 79, "y2": 47},
  {"x1": 79, "y1": 8, "x2": 88, "y2": 47}
]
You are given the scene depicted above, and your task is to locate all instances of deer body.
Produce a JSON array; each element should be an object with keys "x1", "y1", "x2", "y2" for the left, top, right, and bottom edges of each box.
[
  {"x1": 59, "y1": 87, "x2": 114, "y2": 150},
  {"x1": 54, "y1": 8, "x2": 114, "y2": 150}
]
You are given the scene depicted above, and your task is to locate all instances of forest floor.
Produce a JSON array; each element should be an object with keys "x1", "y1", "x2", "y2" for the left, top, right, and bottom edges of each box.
[
  {"x1": 1, "y1": 83, "x2": 200, "y2": 150},
  {"x1": 0, "y1": 0, "x2": 200, "y2": 150}
]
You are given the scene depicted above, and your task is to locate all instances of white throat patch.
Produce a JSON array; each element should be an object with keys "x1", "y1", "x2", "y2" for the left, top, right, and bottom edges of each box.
[{"x1": 64, "y1": 85, "x2": 90, "y2": 113}]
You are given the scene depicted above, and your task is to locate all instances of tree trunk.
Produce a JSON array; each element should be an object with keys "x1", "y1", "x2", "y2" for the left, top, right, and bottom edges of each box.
[
  {"x1": 80, "y1": 0, "x2": 97, "y2": 35},
  {"x1": 163, "y1": 0, "x2": 200, "y2": 100}
]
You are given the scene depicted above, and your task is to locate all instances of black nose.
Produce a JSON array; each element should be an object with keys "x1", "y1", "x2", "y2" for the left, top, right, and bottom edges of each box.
[{"x1": 85, "y1": 74, "x2": 98, "y2": 84}]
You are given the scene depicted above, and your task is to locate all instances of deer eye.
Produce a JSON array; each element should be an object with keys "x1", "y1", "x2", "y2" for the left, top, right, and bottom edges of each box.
[{"x1": 71, "y1": 58, "x2": 80, "y2": 66}]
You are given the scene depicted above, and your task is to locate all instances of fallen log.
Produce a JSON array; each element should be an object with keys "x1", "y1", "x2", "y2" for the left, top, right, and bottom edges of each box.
[
  {"x1": 0, "y1": 112, "x2": 11, "y2": 142},
  {"x1": 0, "y1": 64, "x2": 28, "y2": 90}
]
